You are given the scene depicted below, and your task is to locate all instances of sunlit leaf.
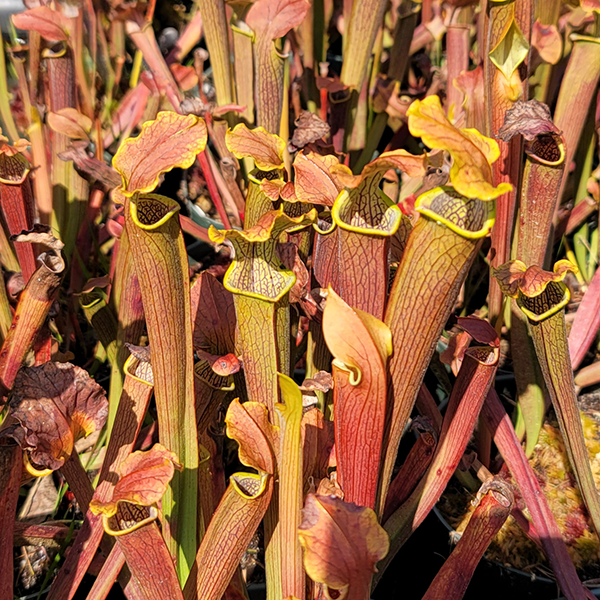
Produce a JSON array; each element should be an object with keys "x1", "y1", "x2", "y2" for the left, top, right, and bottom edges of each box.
[
  {"x1": 329, "y1": 150, "x2": 426, "y2": 239},
  {"x1": 323, "y1": 287, "x2": 391, "y2": 378},
  {"x1": 422, "y1": 480, "x2": 513, "y2": 600},
  {"x1": 293, "y1": 152, "x2": 346, "y2": 207},
  {"x1": 453, "y1": 65, "x2": 485, "y2": 131},
  {"x1": 532, "y1": 21, "x2": 562, "y2": 65},
  {"x1": 47, "y1": 108, "x2": 93, "y2": 141},
  {"x1": 246, "y1": 0, "x2": 310, "y2": 41},
  {"x1": 488, "y1": 15, "x2": 530, "y2": 81},
  {"x1": 333, "y1": 149, "x2": 427, "y2": 189},
  {"x1": 322, "y1": 288, "x2": 390, "y2": 507},
  {"x1": 113, "y1": 112, "x2": 207, "y2": 196},
  {"x1": 225, "y1": 123, "x2": 285, "y2": 171},
  {"x1": 415, "y1": 187, "x2": 495, "y2": 239},
  {"x1": 8, "y1": 362, "x2": 107, "y2": 470},
  {"x1": 183, "y1": 474, "x2": 273, "y2": 600},
  {"x1": 89, "y1": 443, "x2": 181, "y2": 518},
  {"x1": 298, "y1": 494, "x2": 389, "y2": 598},
  {"x1": 407, "y1": 95, "x2": 512, "y2": 200},
  {"x1": 276, "y1": 373, "x2": 305, "y2": 599},
  {"x1": 12, "y1": 6, "x2": 69, "y2": 41},
  {"x1": 209, "y1": 208, "x2": 317, "y2": 302},
  {"x1": 225, "y1": 399, "x2": 275, "y2": 474}
]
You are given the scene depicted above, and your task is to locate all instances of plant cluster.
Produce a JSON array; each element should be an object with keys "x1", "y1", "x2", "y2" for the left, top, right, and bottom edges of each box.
[{"x1": 1, "y1": 1, "x2": 600, "y2": 600}]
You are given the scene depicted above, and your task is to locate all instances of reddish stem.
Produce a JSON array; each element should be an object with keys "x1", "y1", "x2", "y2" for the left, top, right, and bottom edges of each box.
[{"x1": 197, "y1": 150, "x2": 232, "y2": 230}]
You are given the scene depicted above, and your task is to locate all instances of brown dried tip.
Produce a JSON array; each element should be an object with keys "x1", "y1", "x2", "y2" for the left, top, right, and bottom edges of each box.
[
  {"x1": 300, "y1": 371, "x2": 333, "y2": 393},
  {"x1": 7, "y1": 362, "x2": 108, "y2": 471},
  {"x1": 80, "y1": 275, "x2": 111, "y2": 294},
  {"x1": 12, "y1": 225, "x2": 65, "y2": 273},
  {"x1": 59, "y1": 141, "x2": 122, "y2": 190},
  {"x1": 497, "y1": 99, "x2": 561, "y2": 142},
  {"x1": 289, "y1": 111, "x2": 330, "y2": 151}
]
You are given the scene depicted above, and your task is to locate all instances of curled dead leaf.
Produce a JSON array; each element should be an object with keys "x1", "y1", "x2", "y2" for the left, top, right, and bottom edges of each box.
[
  {"x1": 497, "y1": 99, "x2": 560, "y2": 142},
  {"x1": 301, "y1": 371, "x2": 333, "y2": 393},
  {"x1": 124, "y1": 343, "x2": 154, "y2": 385},
  {"x1": 289, "y1": 111, "x2": 330, "y2": 151},
  {"x1": 8, "y1": 362, "x2": 108, "y2": 470},
  {"x1": 12, "y1": 226, "x2": 65, "y2": 275},
  {"x1": 59, "y1": 141, "x2": 122, "y2": 189}
]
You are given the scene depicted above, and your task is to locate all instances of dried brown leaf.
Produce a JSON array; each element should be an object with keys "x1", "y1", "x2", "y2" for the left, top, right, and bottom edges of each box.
[
  {"x1": 59, "y1": 142, "x2": 122, "y2": 189},
  {"x1": 497, "y1": 99, "x2": 560, "y2": 142},
  {"x1": 300, "y1": 371, "x2": 333, "y2": 393},
  {"x1": 8, "y1": 362, "x2": 108, "y2": 470},
  {"x1": 289, "y1": 111, "x2": 330, "y2": 151}
]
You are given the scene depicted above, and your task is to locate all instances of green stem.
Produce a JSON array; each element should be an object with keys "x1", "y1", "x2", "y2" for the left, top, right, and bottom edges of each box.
[
  {"x1": 380, "y1": 188, "x2": 492, "y2": 514},
  {"x1": 0, "y1": 272, "x2": 11, "y2": 345},
  {"x1": 125, "y1": 194, "x2": 198, "y2": 583},
  {"x1": 511, "y1": 304, "x2": 545, "y2": 455},
  {"x1": 573, "y1": 128, "x2": 595, "y2": 282},
  {"x1": 529, "y1": 310, "x2": 600, "y2": 537},
  {"x1": 277, "y1": 375, "x2": 305, "y2": 600},
  {"x1": 254, "y1": 38, "x2": 284, "y2": 134},
  {"x1": 196, "y1": 0, "x2": 234, "y2": 106},
  {"x1": 244, "y1": 173, "x2": 278, "y2": 229},
  {"x1": 0, "y1": 41, "x2": 20, "y2": 142},
  {"x1": 341, "y1": 0, "x2": 387, "y2": 92},
  {"x1": 234, "y1": 295, "x2": 278, "y2": 413}
]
